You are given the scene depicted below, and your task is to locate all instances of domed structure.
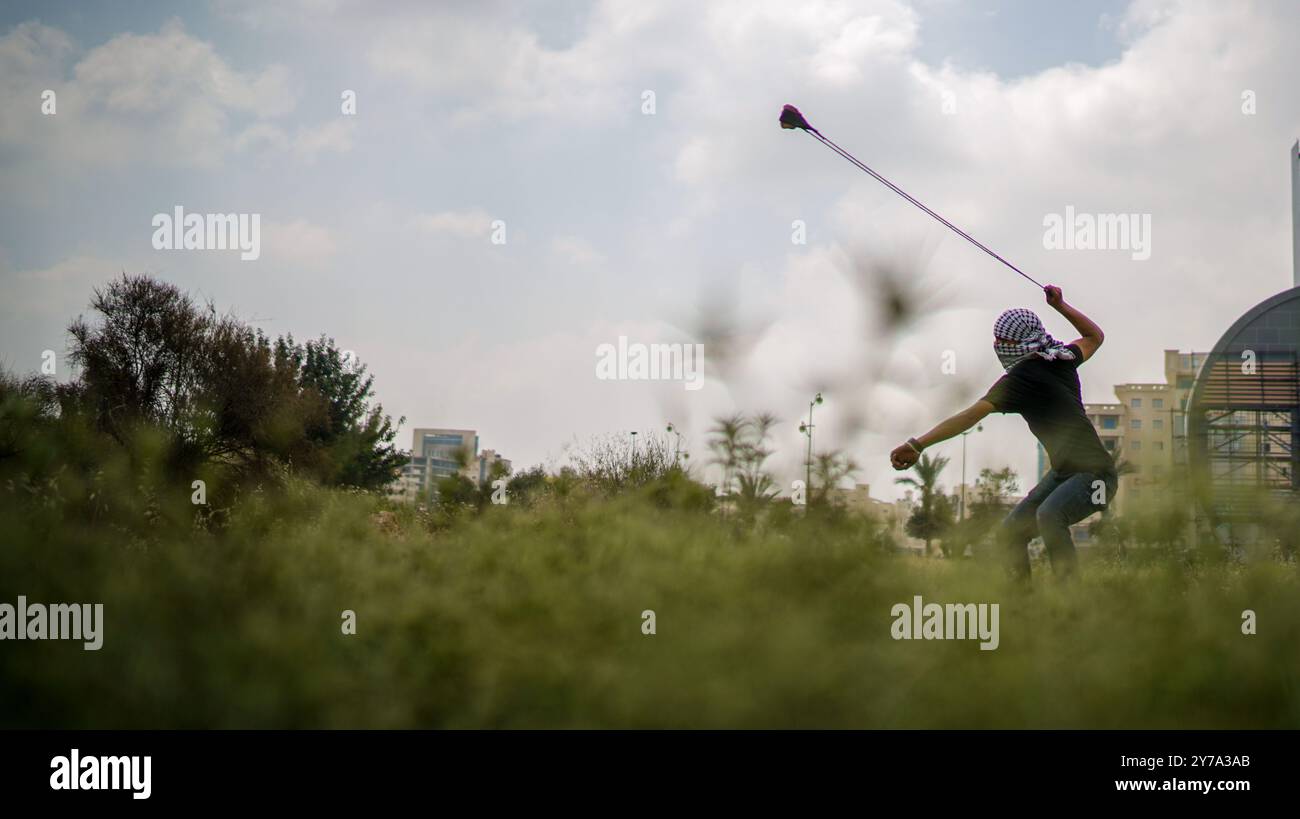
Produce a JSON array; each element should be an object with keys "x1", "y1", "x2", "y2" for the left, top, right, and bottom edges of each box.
[
  {"x1": 1187, "y1": 287, "x2": 1300, "y2": 521},
  {"x1": 1187, "y1": 142, "x2": 1300, "y2": 526}
]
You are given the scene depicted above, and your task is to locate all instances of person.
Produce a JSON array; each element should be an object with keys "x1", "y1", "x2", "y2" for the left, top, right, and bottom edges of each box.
[{"x1": 889, "y1": 285, "x2": 1116, "y2": 579}]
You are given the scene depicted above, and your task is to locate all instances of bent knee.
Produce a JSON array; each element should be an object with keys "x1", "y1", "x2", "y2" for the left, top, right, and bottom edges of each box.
[
  {"x1": 1035, "y1": 504, "x2": 1066, "y2": 529},
  {"x1": 1002, "y1": 508, "x2": 1034, "y2": 530}
]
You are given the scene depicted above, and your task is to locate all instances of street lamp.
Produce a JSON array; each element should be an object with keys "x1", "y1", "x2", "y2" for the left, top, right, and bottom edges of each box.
[
  {"x1": 799, "y1": 392, "x2": 823, "y2": 502},
  {"x1": 959, "y1": 423, "x2": 983, "y2": 521},
  {"x1": 666, "y1": 422, "x2": 684, "y2": 465}
]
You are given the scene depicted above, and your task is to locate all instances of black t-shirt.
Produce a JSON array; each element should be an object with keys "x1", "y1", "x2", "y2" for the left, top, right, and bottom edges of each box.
[{"x1": 980, "y1": 343, "x2": 1114, "y2": 477}]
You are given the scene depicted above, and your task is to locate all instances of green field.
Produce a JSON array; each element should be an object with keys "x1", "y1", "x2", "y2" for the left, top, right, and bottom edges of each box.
[{"x1": 3, "y1": 469, "x2": 1297, "y2": 729}]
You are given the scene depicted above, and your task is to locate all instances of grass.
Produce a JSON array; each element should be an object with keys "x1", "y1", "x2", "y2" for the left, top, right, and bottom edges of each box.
[{"x1": 2, "y1": 471, "x2": 1298, "y2": 729}]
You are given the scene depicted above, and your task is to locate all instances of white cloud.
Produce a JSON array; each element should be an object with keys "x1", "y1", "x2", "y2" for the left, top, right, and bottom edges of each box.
[
  {"x1": 234, "y1": 119, "x2": 354, "y2": 162},
  {"x1": 232, "y1": 121, "x2": 290, "y2": 152},
  {"x1": 551, "y1": 236, "x2": 605, "y2": 266},
  {"x1": 71, "y1": 19, "x2": 292, "y2": 115},
  {"x1": 365, "y1": 16, "x2": 614, "y2": 125},
  {"x1": 5, "y1": 1, "x2": 1300, "y2": 499},
  {"x1": 376, "y1": 317, "x2": 718, "y2": 474},
  {"x1": 292, "y1": 118, "x2": 354, "y2": 162},
  {"x1": 262, "y1": 219, "x2": 337, "y2": 267},
  {"x1": 0, "y1": 254, "x2": 126, "y2": 323},
  {"x1": 0, "y1": 22, "x2": 75, "y2": 146},
  {"x1": 0, "y1": 19, "x2": 298, "y2": 167}
]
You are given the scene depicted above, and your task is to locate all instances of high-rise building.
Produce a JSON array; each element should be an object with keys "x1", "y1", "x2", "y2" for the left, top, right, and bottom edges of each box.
[
  {"x1": 385, "y1": 471, "x2": 423, "y2": 502},
  {"x1": 393, "y1": 429, "x2": 512, "y2": 500},
  {"x1": 399, "y1": 428, "x2": 478, "y2": 499},
  {"x1": 477, "y1": 449, "x2": 512, "y2": 485},
  {"x1": 410, "y1": 427, "x2": 478, "y2": 485},
  {"x1": 1292, "y1": 139, "x2": 1299, "y2": 288},
  {"x1": 1038, "y1": 350, "x2": 1206, "y2": 515}
]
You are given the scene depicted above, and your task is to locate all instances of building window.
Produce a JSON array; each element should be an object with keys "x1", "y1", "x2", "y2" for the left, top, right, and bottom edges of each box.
[
  {"x1": 1152, "y1": 398, "x2": 1164, "y2": 409},
  {"x1": 1153, "y1": 419, "x2": 1164, "y2": 430},
  {"x1": 1131, "y1": 398, "x2": 1142, "y2": 408},
  {"x1": 1177, "y1": 376, "x2": 1194, "y2": 390},
  {"x1": 1101, "y1": 416, "x2": 1118, "y2": 429},
  {"x1": 1155, "y1": 441, "x2": 1164, "y2": 451},
  {"x1": 1131, "y1": 419, "x2": 1141, "y2": 430},
  {"x1": 1131, "y1": 440, "x2": 1142, "y2": 451},
  {"x1": 1103, "y1": 438, "x2": 1116, "y2": 452},
  {"x1": 423, "y1": 434, "x2": 468, "y2": 447}
]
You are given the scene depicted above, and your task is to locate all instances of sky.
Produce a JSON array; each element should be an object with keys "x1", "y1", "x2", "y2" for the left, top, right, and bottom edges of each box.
[{"x1": 1, "y1": 0, "x2": 1298, "y2": 501}]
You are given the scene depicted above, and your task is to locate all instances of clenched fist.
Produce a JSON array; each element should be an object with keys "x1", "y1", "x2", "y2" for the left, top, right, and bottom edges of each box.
[
  {"x1": 890, "y1": 442, "x2": 920, "y2": 470},
  {"x1": 1044, "y1": 284, "x2": 1064, "y2": 309}
]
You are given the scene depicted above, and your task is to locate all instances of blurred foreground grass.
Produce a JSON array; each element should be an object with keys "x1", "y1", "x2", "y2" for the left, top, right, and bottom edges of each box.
[{"x1": 3, "y1": 475, "x2": 1298, "y2": 729}]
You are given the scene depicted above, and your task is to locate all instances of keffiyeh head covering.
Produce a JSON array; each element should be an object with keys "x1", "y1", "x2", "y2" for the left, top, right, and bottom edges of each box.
[{"x1": 993, "y1": 308, "x2": 1075, "y2": 372}]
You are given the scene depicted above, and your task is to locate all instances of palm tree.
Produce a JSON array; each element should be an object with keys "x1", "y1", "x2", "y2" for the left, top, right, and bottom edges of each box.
[
  {"x1": 735, "y1": 471, "x2": 779, "y2": 504},
  {"x1": 707, "y1": 413, "x2": 746, "y2": 496},
  {"x1": 895, "y1": 452, "x2": 952, "y2": 556},
  {"x1": 812, "y1": 450, "x2": 860, "y2": 507},
  {"x1": 736, "y1": 412, "x2": 779, "y2": 502},
  {"x1": 709, "y1": 412, "x2": 785, "y2": 516}
]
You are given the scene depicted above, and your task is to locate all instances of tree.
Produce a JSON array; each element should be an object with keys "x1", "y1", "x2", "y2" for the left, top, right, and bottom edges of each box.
[
  {"x1": 569, "y1": 431, "x2": 678, "y2": 495},
  {"x1": 66, "y1": 275, "x2": 404, "y2": 488},
  {"x1": 811, "y1": 450, "x2": 860, "y2": 508},
  {"x1": 707, "y1": 412, "x2": 781, "y2": 515},
  {"x1": 947, "y1": 466, "x2": 1020, "y2": 558},
  {"x1": 0, "y1": 371, "x2": 80, "y2": 462},
  {"x1": 505, "y1": 464, "x2": 548, "y2": 506},
  {"x1": 707, "y1": 413, "x2": 747, "y2": 497},
  {"x1": 67, "y1": 275, "x2": 305, "y2": 475},
  {"x1": 905, "y1": 492, "x2": 957, "y2": 555},
  {"x1": 68, "y1": 274, "x2": 215, "y2": 447},
  {"x1": 733, "y1": 413, "x2": 780, "y2": 507},
  {"x1": 973, "y1": 466, "x2": 1020, "y2": 510},
  {"x1": 431, "y1": 473, "x2": 481, "y2": 527},
  {"x1": 895, "y1": 452, "x2": 953, "y2": 556},
  {"x1": 274, "y1": 334, "x2": 406, "y2": 489}
]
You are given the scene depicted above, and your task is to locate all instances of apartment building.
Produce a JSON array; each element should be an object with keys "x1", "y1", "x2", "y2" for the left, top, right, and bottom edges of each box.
[
  {"x1": 828, "y1": 484, "x2": 926, "y2": 552},
  {"x1": 391, "y1": 429, "x2": 513, "y2": 501},
  {"x1": 1038, "y1": 350, "x2": 1206, "y2": 514},
  {"x1": 477, "y1": 449, "x2": 512, "y2": 485}
]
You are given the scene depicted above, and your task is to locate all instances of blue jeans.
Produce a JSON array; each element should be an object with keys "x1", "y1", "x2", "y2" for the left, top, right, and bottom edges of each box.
[{"x1": 999, "y1": 469, "x2": 1117, "y2": 579}]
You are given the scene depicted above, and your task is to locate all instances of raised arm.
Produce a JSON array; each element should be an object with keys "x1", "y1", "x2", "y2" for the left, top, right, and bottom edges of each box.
[
  {"x1": 1045, "y1": 285, "x2": 1103, "y2": 361},
  {"x1": 889, "y1": 399, "x2": 994, "y2": 470}
]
